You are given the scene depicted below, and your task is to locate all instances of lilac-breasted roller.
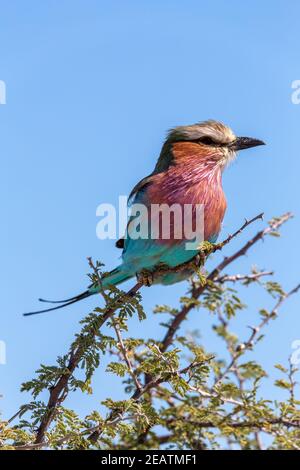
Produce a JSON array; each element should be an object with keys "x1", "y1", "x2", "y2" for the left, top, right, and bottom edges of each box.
[{"x1": 24, "y1": 120, "x2": 264, "y2": 316}]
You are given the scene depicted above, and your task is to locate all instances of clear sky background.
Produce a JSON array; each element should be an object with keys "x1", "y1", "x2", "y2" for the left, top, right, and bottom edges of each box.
[{"x1": 1, "y1": 1, "x2": 300, "y2": 423}]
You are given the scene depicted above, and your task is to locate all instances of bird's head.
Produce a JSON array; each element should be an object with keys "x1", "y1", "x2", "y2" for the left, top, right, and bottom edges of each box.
[{"x1": 159, "y1": 120, "x2": 265, "y2": 170}]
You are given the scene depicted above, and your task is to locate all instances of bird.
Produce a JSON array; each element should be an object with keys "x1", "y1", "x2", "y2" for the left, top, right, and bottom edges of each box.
[{"x1": 24, "y1": 120, "x2": 265, "y2": 316}]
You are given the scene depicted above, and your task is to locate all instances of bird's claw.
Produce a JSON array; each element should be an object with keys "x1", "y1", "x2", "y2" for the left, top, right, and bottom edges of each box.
[{"x1": 137, "y1": 270, "x2": 154, "y2": 287}]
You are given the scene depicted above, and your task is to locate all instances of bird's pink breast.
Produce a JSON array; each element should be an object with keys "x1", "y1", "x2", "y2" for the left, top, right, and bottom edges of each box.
[{"x1": 145, "y1": 143, "x2": 227, "y2": 244}]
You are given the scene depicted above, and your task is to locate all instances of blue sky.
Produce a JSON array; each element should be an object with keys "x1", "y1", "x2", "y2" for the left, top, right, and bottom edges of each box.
[{"x1": 1, "y1": 1, "x2": 300, "y2": 423}]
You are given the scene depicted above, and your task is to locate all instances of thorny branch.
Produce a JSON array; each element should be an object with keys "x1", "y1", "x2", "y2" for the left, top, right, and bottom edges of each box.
[
  {"x1": 34, "y1": 276, "x2": 142, "y2": 445},
  {"x1": 5, "y1": 211, "x2": 299, "y2": 450},
  {"x1": 213, "y1": 283, "x2": 300, "y2": 388},
  {"x1": 160, "y1": 212, "x2": 292, "y2": 353}
]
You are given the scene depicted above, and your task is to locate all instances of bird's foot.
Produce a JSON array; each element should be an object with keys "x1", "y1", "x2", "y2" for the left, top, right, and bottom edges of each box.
[
  {"x1": 136, "y1": 269, "x2": 154, "y2": 287},
  {"x1": 197, "y1": 241, "x2": 223, "y2": 257}
]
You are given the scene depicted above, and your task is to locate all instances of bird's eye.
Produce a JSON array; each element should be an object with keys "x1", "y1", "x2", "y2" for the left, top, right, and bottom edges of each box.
[{"x1": 198, "y1": 136, "x2": 216, "y2": 146}]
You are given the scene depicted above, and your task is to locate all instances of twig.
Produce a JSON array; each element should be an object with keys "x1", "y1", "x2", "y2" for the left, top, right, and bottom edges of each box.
[
  {"x1": 147, "y1": 416, "x2": 300, "y2": 448},
  {"x1": 216, "y1": 270, "x2": 274, "y2": 284},
  {"x1": 212, "y1": 212, "x2": 264, "y2": 251},
  {"x1": 214, "y1": 283, "x2": 300, "y2": 388},
  {"x1": 254, "y1": 432, "x2": 264, "y2": 450},
  {"x1": 112, "y1": 320, "x2": 143, "y2": 392}
]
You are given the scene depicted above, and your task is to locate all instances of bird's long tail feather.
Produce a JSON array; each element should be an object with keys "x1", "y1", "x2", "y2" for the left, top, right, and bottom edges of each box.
[
  {"x1": 38, "y1": 289, "x2": 95, "y2": 304},
  {"x1": 23, "y1": 265, "x2": 134, "y2": 317},
  {"x1": 23, "y1": 290, "x2": 93, "y2": 316}
]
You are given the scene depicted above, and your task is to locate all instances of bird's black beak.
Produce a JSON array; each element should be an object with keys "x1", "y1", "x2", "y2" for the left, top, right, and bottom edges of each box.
[{"x1": 228, "y1": 137, "x2": 265, "y2": 151}]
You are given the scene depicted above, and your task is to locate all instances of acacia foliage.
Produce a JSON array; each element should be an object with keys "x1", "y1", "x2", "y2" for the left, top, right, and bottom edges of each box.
[{"x1": 1, "y1": 213, "x2": 300, "y2": 450}]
